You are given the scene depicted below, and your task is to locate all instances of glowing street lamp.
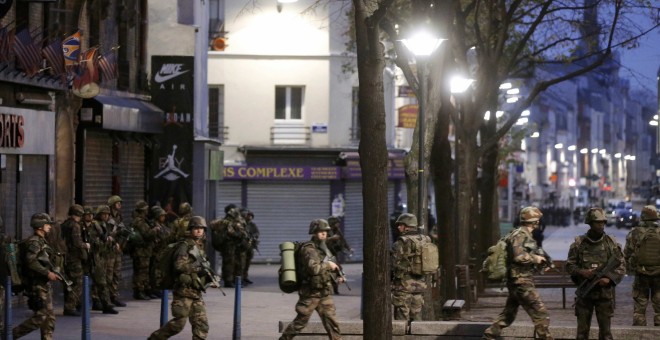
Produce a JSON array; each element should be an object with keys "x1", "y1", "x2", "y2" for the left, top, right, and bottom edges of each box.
[{"x1": 402, "y1": 31, "x2": 445, "y2": 227}]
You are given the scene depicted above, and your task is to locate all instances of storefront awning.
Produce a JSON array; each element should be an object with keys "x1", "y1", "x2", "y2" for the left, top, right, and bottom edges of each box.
[{"x1": 87, "y1": 95, "x2": 163, "y2": 134}]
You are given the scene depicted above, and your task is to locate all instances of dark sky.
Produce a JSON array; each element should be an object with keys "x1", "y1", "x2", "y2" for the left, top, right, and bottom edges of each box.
[{"x1": 618, "y1": 16, "x2": 660, "y2": 95}]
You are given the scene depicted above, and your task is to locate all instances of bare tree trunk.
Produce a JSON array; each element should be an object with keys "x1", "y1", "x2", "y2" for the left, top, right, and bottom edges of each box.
[{"x1": 353, "y1": 1, "x2": 392, "y2": 337}]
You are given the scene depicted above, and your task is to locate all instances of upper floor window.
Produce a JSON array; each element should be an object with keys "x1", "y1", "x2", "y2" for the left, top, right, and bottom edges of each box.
[
  {"x1": 208, "y1": 85, "x2": 225, "y2": 140},
  {"x1": 275, "y1": 86, "x2": 303, "y2": 120}
]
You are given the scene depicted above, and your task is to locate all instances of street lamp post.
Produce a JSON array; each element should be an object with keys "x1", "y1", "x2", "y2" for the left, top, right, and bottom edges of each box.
[
  {"x1": 402, "y1": 32, "x2": 444, "y2": 228},
  {"x1": 450, "y1": 75, "x2": 474, "y2": 259}
]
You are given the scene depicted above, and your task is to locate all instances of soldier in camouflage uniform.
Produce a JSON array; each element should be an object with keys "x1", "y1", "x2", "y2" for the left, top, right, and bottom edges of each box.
[
  {"x1": 61, "y1": 204, "x2": 88, "y2": 316},
  {"x1": 149, "y1": 205, "x2": 172, "y2": 298},
  {"x1": 240, "y1": 208, "x2": 260, "y2": 284},
  {"x1": 89, "y1": 205, "x2": 119, "y2": 314},
  {"x1": 390, "y1": 213, "x2": 429, "y2": 322},
  {"x1": 173, "y1": 202, "x2": 194, "y2": 241},
  {"x1": 148, "y1": 216, "x2": 211, "y2": 340},
  {"x1": 280, "y1": 219, "x2": 342, "y2": 340},
  {"x1": 483, "y1": 207, "x2": 554, "y2": 340},
  {"x1": 210, "y1": 204, "x2": 249, "y2": 287},
  {"x1": 106, "y1": 195, "x2": 127, "y2": 307},
  {"x1": 624, "y1": 205, "x2": 660, "y2": 326},
  {"x1": 13, "y1": 213, "x2": 59, "y2": 339},
  {"x1": 566, "y1": 207, "x2": 625, "y2": 340},
  {"x1": 130, "y1": 201, "x2": 156, "y2": 300}
]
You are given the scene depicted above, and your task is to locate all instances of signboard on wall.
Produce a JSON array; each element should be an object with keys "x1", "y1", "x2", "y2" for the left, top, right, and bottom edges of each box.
[
  {"x1": 0, "y1": 107, "x2": 54, "y2": 155},
  {"x1": 150, "y1": 56, "x2": 194, "y2": 207},
  {"x1": 398, "y1": 104, "x2": 418, "y2": 128}
]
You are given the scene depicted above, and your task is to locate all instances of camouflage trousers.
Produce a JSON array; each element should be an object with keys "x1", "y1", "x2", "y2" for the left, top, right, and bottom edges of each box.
[
  {"x1": 243, "y1": 248, "x2": 254, "y2": 280},
  {"x1": 392, "y1": 290, "x2": 424, "y2": 321},
  {"x1": 106, "y1": 251, "x2": 122, "y2": 300},
  {"x1": 132, "y1": 255, "x2": 151, "y2": 292},
  {"x1": 280, "y1": 293, "x2": 341, "y2": 340},
  {"x1": 221, "y1": 245, "x2": 246, "y2": 285},
  {"x1": 13, "y1": 284, "x2": 55, "y2": 340},
  {"x1": 149, "y1": 294, "x2": 208, "y2": 340},
  {"x1": 64, "y1": 258, "x2": 84, "y2": 311},
  {"x1": 575, "y1": 286, "x2": 614, "y2": 340},
  {"x1": 91, "y1": 254, "x2": 111, "y2": 307},
  {"x1": 632, "y1": 274, "x2": 660, "y2": 326},
  {"x1": 483, "y1": 281, "x2": 553, "y2": 340},
  {"x1": 0, "y1": 284, "x2": 4, "y2": 333}
]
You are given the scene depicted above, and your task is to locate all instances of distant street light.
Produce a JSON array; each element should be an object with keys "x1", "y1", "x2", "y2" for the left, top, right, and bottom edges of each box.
[{"x1": 402, "y1": 31, "x2": 445, "y2": 228}]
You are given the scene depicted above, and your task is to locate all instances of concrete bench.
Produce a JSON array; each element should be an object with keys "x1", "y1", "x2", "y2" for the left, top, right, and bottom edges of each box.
[{"x1": 279, "y1": 320, "x2": 660, "y2": 339}]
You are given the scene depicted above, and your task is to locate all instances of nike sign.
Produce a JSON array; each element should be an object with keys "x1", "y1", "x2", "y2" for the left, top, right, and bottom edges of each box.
[{"x1": 154, "y1": 63, "x2": 190, "y2": 83}]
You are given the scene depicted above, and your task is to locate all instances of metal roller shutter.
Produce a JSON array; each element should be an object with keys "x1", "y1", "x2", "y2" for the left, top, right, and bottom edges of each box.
[
  {"x1": 83, "y1": 131, "x2": 113, "y2": 207},
  {"x1": 343, "y1": 181, "x2": 363, "y2": 262},
  {"x1": 216, "y1": 181, "x2": 242, "y2": 220},
  {"x1": 118, "y1": 141, "x2": 145, "y2": 226},
  {"x1": 20, "y1": 156, "x2": 48, "y2": 238},
  {"x1": 0, "y1": 156, "x2": 17, "y2": 237},
  {"x1": 248, "y1": 181, "x2": 329, "y2": 264}
]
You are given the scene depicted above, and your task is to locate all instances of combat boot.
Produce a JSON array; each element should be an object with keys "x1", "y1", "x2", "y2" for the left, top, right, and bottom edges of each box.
[
  {"x1": 148, "y1": 290, "x2": 161, "y2": 299},
  {"x1": 133, "y1": 291, "x2": 150, "y2": 300},
  {"x1": 111, "y1": 298, "x2": 127, "y2": 307},
  {"x1": 102, "y1": 305, "x2": 119, "y2": 314},
  {"x1": 92, "y1": 300, "x2": 103, "y2": 311}
]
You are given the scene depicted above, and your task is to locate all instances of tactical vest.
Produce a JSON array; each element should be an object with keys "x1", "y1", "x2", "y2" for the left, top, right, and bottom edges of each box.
[{"x1": 636, "y1": 227, "x2": 660, "y2": 266}]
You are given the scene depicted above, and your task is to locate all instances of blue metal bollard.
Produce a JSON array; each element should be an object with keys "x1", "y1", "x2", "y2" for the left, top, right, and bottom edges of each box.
[
  {"x1": 232, "y1": 276, "x2": 241, "y2": 340},
  {"x1": 82, "y1": 275, "x2": 91, "y2": 340},
  {"x1": 160, "y1": 290, "x2": 169, "y2": 327},
  {"x1": 5, "y1": 276, "x2": 13, "y2": 340}
]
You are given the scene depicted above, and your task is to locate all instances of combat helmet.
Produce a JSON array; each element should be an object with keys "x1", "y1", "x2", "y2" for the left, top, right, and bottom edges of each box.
[
  {"x1": 308, "y1": 219, "x2": 331, "y2": 234},
  {"x1": 584, "y1": 207, "x2": 608, "y2": 224},
  {"x1": 30, "y1": 213, "x2": 54, "y2": 228},
  {"x1": 395, "y1": 213, "x2": 418, "y2": 228},
  {"x1": 151, "y1": 206, "x2": 166, "y2": 219},
  {"x1": 641, "y1": 205, "x2": 660, "y2": 221},
  {"x1": 135, "y1": 200, "x2": 149, "y2": 212},
  {"x1": 327, "y1": 216, "x2": 340, "y2": 226},
  {"x1": 68, "y1": 204, "x2": 84, "y2": 217},
  {"x1": 83, "y1": 206, "x2": 95, "y2": 216},
  {"x1": 519, "y1": 206, "x2": 543, "y2": 223},
  {"x1": 96, "y1": 204, "x2": 111, "y2": 216},
  {"x1": 179, "y1": 202, "x2": 192, "y2": 215},
  {"x1": 188, "y1": 216, "x2": 208, "y2": 229},
  {"x1": 107, "y1": 195, "x2": 122, "y2": 206}
]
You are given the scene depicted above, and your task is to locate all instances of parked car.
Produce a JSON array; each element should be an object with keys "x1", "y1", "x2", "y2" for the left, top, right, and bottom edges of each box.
[{"x1": 616, "y1": 210, "x2": 639, "y2": 229}]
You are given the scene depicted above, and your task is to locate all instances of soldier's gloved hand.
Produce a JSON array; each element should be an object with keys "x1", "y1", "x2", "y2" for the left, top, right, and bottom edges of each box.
[
  {"x1": 578, "y1": 269, "x2": 594, "y2": 279},
  {"x1": 197, "y1": 268, "x2": 207, "y2": 277},
  {"x1": 531, "y1": 254, "x2": 546, "y2": 264},
  {"x1": 598, "y1": 277, "x2": 611, "y2": 286},
  {"x1": 327, "y1": 261, "x2": 339, "y2": 271}
]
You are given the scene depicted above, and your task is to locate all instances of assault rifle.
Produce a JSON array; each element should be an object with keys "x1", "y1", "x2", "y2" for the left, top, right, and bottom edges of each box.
[
  {"x1": 575, "y1": 256, "x2": 621, "y2": 299},
  {"x1": 38, "y1": 251, "x2": 73, "y2": 290},
  {"x1": 189, "y1": 246, "x2": 226, "y2": 296},
  {"x1": 531, "y1": 248, "x2": 560, "y2": 274},
  {"x1": 323, "y1": 255, "x2": 351, "y2": 291}
]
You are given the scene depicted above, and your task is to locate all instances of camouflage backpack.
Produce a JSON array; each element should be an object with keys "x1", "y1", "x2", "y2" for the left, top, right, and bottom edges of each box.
[
  {"x1": 400, "y1": 235, "x2": 439, "y2": 275},
  {"x1": 150, "y1": 241, "x2": 182, "y2": 290},
  {"x1": 481, "y1": 230, "x2": 516, "y2": 281},
  {"x1": 278, "y1": 241, "x2": 309, "y2": 294}
]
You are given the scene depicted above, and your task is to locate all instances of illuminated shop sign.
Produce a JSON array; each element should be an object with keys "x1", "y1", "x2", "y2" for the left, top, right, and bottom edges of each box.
[{"x1": 223, "y1": 166, "x2": 341, "y2": 180}]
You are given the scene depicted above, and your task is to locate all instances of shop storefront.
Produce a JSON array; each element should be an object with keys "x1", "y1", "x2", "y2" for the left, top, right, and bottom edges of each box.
[
  {"x1": 0, "y1": 107, "x2": 55, "y2": 239},
  {"x1": 217, "y1": 150, "x2": 406, "y2": 263},
  {"x1": 76, "y1": 95, "x2": 162, "y2": 224}
]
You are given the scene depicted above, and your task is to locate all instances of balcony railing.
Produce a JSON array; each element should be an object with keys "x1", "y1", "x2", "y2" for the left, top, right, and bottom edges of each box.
[
  {"x1": 208, "y1": 122, "x2": 229, "y2": 142},
  {"x1": 271, "y1": 123, "x2": 310, "y2": 145}
]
